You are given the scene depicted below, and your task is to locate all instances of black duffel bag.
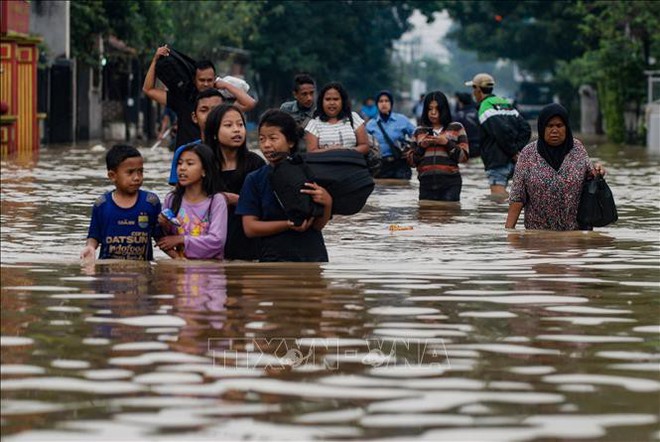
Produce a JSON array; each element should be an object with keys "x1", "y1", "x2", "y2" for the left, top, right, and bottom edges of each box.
[
  {"x1": 303, "y1": 149, "x2": 375, "y2": 215},
  {"x1": 155, "y1": 47, "x2": 197, "y2": 99},
  {"x1": 577, "y1": 175, "x2": 618, "y2": 228},
  {"x1": 270, "y1": 155, "x2": 324, "y2": 226}
]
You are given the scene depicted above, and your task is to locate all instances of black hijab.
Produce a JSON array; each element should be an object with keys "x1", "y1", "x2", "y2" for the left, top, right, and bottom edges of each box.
[
  {"x1": 537, "y1": 103, "x2": 574, "y2": 171},
  {"x1": 376, "y1": 90, "x2": 393, "y2": 121}
]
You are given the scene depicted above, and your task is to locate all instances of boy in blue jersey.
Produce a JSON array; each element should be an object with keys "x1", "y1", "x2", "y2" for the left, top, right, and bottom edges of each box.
[{"x1": 80, "y1": 145, "x2": 163, "y2": 261}]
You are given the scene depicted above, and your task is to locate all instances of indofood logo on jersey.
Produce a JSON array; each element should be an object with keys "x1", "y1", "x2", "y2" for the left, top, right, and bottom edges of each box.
[{"x1": 138, "y1": 213, "x2": 149, "y2": 228}]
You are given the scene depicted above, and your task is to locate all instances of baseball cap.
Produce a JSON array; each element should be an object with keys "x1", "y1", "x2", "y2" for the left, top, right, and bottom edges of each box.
[{"x1": 464, "y1": 73, "x2": 495, "y2": 88}]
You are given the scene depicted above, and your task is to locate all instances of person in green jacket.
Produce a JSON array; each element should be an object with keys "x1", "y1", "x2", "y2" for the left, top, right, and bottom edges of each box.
[{"x1": 466, "y1": 73, "x2": 531, "y2": 198}]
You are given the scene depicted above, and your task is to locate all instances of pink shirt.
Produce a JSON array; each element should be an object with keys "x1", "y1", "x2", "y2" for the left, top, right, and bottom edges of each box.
[{"x1": 163, "y1": 193, "x2": 228, "y2": 259}]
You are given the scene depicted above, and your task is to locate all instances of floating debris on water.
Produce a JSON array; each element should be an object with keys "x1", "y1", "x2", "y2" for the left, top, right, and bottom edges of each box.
[{"x1": 388, "y1": 224, "x2": 414, "y2": 231}]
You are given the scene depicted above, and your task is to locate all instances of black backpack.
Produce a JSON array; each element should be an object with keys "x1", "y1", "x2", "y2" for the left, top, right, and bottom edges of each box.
[
  {"x1": 269, "y1": 155, "x2": 324, "y2": 226},
  {"x1": 303, "y1": 150, "x2": 375, "y2": 215},
  {"x1": 577, "y1": 175, "x2": 618, "y2": 228},
  {"x1": 484, "y1": 101, "x2": 532, "y2": 158},
  {"x1": 155, "y1": 47, "x2": 197, "y2": 99},
  {"x1": 510, "y1": 113, "x2": 532, "y2": 154}
]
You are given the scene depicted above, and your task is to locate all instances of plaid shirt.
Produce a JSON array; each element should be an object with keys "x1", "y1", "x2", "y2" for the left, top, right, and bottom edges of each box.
[{"x1": 280, "y1": 100, "x2": 315, "y2": 127}]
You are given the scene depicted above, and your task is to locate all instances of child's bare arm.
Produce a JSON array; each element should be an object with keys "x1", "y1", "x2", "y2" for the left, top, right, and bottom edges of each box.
[
  {"x1": 80, "y1": 238, "x2": 99, "y2": 260},
  {"x1": 163, "y1": 249, "x2": 181, "y2": 259},
  {"x1": 243, "y1": 215, "x2": 294, "y2": 238}
]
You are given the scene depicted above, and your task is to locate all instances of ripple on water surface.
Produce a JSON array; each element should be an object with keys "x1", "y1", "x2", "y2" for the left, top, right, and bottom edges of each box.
[{"x1": 1, "y1": 145, "x2": 659, "y2": 441}]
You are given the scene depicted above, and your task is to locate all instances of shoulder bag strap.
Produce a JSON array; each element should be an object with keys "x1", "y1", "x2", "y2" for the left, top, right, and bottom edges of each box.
[{"x1": 376, "y1": 120, "x2": 401, "y2": 159}]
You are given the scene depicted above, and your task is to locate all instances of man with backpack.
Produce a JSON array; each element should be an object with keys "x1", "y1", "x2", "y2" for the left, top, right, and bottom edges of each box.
[
  {"x1": 142, "y1": 45, "x2": 256, "y2": 148},
  {"x1": 466, "y1": 73, "x2": 531, "y2": 197}
]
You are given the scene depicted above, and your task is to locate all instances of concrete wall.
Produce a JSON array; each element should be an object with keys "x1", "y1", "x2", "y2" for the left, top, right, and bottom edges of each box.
[
  {"x1": 648, "y1": 102, "x2": 660, "y2": 153},
  {"x1": 30, "y1": 1, "x2": 70, "y2": 63},
  {"x1": 76, "y1": 66, "x2": 103, "y2": 140},
  {"x1": 579, "y1": 85, "x2": 599, "y2": 135}
]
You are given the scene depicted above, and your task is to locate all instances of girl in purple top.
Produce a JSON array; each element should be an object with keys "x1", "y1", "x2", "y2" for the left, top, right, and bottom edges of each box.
[
  {"x1": 158, "y1": 143, "x2": 228, "y2": 259},
  {"x1": 505, "y1": 103, "x2": 606, "y2": 231}
]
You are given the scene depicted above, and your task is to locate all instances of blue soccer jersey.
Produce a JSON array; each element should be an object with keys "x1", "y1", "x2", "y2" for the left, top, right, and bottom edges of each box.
[{"x1": 87, "y1": 190, "x2": 162, "y2": 260}]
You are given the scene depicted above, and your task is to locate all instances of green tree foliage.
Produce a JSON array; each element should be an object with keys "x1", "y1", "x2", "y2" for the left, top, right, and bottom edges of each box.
[
  {"x1": 245, "y1": 1, "x2": 420, "y2": 108},
  {"x1": 105, "y1": 0, "x2": 173, "y2": 58},
  {"x1": 70, "y1": 1, "x2": 109, "y2": 65},
  {"x1": 70, "y1": 0, "x2": 172, "y2": 65},
  {"x1": 70, "y1": 0, "x2": 427, "y2": 109},
  {"x1": 435, "y1": 0, "x2": 585, "y2": 73},
  {"x1": 164, "y1": 1, "x2": 261, "y2": 60},
  {"x1": 558, "y1": 1, "x2": 660, "y2": 143},
  {"x1": 435, "y1": 0, "x2": 660, "y2": 143},
  {"x1": 65, "y1": 0, "x2": 660, "y2": 143}
]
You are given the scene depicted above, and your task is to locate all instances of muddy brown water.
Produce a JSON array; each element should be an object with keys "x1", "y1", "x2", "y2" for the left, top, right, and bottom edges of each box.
[{"x1": 1, "y1": 141, "x2": 658, "y2": 440}]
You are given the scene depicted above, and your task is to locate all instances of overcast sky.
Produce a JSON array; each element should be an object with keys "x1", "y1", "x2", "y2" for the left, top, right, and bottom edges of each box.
[{"x1": 398, "y1": 10, "x2": 452, "y2": 62}]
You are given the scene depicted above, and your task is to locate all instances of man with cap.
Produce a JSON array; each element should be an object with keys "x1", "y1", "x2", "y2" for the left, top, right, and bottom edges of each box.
[
  {"x1": 366, "y1": 90, "x2": 416, "y2": 180},
  {"x1": 466, "y1": 73, "x2": 531, "y2": 197}
]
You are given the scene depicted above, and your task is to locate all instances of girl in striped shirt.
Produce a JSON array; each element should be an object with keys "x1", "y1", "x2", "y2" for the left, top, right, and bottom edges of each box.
[
  {"x1": 408, "y1": 91, "x2": 469, "y2": 202},
  {"x1": 304, "y1": 82, "x2": 369, "y2": 155}
]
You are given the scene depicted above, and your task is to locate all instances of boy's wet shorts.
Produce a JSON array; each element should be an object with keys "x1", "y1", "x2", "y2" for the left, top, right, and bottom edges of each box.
[{"x1": 486, "y1": 162, "x2": 515, "y2": 187}]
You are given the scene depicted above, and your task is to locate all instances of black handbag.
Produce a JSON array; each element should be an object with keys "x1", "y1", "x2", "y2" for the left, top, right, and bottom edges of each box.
[{"x1": 577, "y1": 175, "x2": 618, "y2": 228}]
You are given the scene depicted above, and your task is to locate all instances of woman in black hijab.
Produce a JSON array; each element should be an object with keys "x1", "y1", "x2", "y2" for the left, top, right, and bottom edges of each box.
[
  {"x1": 536, "y1": 103, "x2": 574, "y2": 171},
  {"x1": 505, "y1": 103, "x2": 606, "y2": 230}
]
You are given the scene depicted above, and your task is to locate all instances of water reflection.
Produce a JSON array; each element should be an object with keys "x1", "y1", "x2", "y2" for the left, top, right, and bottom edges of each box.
[
  {"x1": 1, "y1": 143, "x2": 659, "y2": 440},
  {"x1": 417, "y1": 199, "x2": 462, "y2": 219}
]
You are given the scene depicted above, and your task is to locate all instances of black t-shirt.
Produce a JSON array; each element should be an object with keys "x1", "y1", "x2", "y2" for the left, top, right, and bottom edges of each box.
[
  {"x1": 221, "y1": 151, "x2": 266, "y2": 261},
  {"x1": 167, "y1": 90, "x2": 199, "y2": 148},
  {"x1": 220, "y1": 152, "x2": 266, "y2": 194}
]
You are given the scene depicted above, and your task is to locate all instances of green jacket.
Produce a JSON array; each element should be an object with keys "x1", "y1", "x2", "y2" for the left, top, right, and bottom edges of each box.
[{"x1": 477, "y1": 95, "x2": 531, "y2": 170}]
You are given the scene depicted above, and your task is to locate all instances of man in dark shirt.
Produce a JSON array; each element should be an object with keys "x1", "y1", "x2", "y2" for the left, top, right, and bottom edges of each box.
[
  {"x1": 280, "y1": 74, "x2": 316, "y2": 153},
  {"x1": 143, "y1": 45, "x2": 256, "y2": 147}
]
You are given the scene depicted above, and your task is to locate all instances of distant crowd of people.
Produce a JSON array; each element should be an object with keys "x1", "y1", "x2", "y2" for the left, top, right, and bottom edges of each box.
[{"x1": 80, "y1": 46, "x2": 608, "y2": 264}]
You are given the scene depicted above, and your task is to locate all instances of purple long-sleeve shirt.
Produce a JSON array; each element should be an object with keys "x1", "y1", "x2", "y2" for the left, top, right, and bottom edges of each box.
[{"x1": 163, "y1": 193, "x2": 228, "y2": 259}]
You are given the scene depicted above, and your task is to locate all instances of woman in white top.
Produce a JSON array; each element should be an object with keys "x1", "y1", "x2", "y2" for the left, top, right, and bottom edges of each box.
[{"x1": 305, "y1": 82, "x2": 369, "y2": 155}]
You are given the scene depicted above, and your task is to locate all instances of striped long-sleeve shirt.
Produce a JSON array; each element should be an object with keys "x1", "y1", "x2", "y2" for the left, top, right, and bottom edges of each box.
[{"x1": 413, "y1": 122, "x2": 469, "y2": 177}]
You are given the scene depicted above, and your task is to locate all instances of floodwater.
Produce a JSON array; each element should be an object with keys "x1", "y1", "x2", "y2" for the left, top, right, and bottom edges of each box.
[{"x1": 1, "y1": 140, "x2": 659, "y2": 441}]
